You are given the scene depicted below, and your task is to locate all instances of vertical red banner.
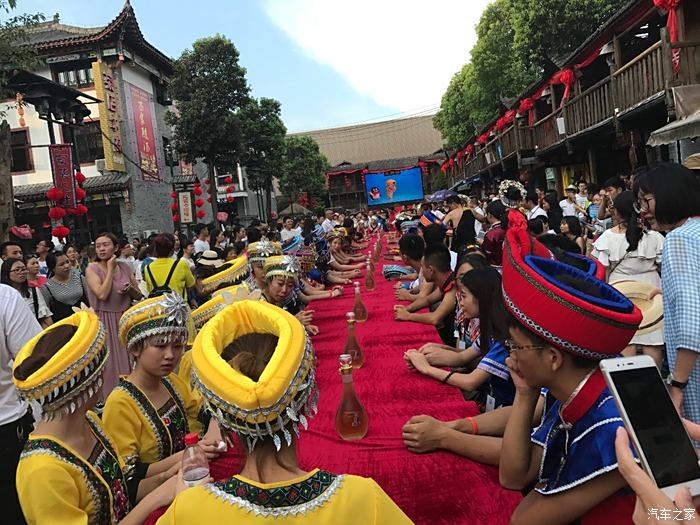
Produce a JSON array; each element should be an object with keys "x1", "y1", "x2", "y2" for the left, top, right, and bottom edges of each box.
[
  {"x1": 49, "y1": 144, "x2": 76, "y2": 208},
  {"x1": 129, "y1": 84, "x2": 160, "y2": 181}
]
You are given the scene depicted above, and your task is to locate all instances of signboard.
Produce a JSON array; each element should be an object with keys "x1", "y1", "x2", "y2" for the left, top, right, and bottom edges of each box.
[
  {"x1": 49, "y1": 144, "x2": 77, "y2": 208},
  {"x1": 178, "y1": 192, "x2": 194, "y2": 224},
  {"x1": 364, "y1": 166, "x2": 424, "y2": 206},
  {"x1": 92, "y1": 60, "x2": 126, "y2": 172},
  {"x1": 128, "y1": 84, "x2": 160, "y2": 181}
]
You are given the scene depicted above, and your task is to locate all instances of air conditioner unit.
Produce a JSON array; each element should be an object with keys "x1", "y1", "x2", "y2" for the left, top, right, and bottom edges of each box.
[{"x1": 95, "y1": 159, "x2": 106, "y2": 173}]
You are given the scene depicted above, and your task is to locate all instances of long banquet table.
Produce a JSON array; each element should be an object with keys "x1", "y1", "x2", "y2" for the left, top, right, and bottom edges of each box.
[{"x1": 145, "y1": 240, "x2": 522, "y2": 524}]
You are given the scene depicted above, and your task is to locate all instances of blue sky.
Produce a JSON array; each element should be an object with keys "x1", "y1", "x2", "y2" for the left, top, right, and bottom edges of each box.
[{"x1": 9, "y1": 0, "x2": 488, "y2": 132}]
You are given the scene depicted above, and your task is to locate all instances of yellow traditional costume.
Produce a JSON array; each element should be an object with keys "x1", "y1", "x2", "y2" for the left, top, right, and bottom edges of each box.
[
  {"x1": 245, "y1": 240, "x2": 282, "y2": 291},
  {"x1": 14, "y1": 310, "x2": 132, "y2": 524},
  {"x1": 262, "y1": 255, "x2": 304, "y2": 315},
  {"x1": 102, "y1": 293, "x2": 202, "y2": 475},
  {"x1": 157, "y1": 300, "x2": 412, "y2": 524},
  {"x1": 200, "y1": 255, "x2": 249, "y2": 295}
]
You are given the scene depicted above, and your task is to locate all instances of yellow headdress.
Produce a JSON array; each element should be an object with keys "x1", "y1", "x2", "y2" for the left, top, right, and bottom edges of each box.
[
  {"x1": 192, "y1": 301, "x2": 317, "y2": 451},
  {"x1": 200, "y1": 255, "x2": 250, "y2": 295},
  {"x1": 247, "y1": 239, "x2": 282, "y2": 267},
  {"x1": 263, "y1": 255, "x2": 301, "y2": 282},
  {"x1": 193, "y1": 286, "x2": 262, "y2": 331},
  {"x1": 13, "y1": 310, "x2": 107, "y2": 420},
  {"x1": 119, "y1": 292, "x2": 193, "y2": 351}
]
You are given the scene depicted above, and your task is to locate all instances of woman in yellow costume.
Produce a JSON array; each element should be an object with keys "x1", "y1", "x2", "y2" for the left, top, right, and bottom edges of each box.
[
  {"x1": 14, "y1": 309, "x2": 179, "y2": 524},
  {"x1": 245, "y1": 239, "x2": 282, "y2": 291},
  {"x1": 157, "y1": 299, "x2": 412, "y2": 523},
  {"x1": 103, "y1": 292, "x2": 221, "y2": 486}
]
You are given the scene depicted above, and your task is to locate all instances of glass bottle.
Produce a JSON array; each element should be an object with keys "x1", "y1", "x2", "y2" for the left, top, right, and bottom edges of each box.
[
  {"x1": 181, "y1": 433, "x2": 210, "y2": 487},
  {"x1": 365, "y1": 262, "x2": 375, "y2": 291},
  {"x1": 372, "y1": 242, "x2": 380, "y2": 263},
  {"x1": 343, "y1": 312, "x2": 365, "y2": 368},
  {"x1": 335, "y1": 354, "x2": 368, "y2": 441},
  {"x1": 352, "y1": 282, "x2": 368, "y2": 322}
]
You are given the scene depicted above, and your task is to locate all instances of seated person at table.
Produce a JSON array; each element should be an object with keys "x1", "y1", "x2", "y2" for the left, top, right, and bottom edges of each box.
[
  {"x1": 499, "y1": 209, "x2": 642, "y2": 525},
  {"x1": 245, "y1": 240, "x2": 283, "y2": 291},
  {"x1": 394, "y1": 244, "x2": 457, "y2": 346},
  {"x1": 14, "y1": 310, "x2": 180, "y2": 524},
  {"x1": 262, "y1": 255, "x2": 318, "y2": 335},
  {"x1": 157, "y1": 300, "x2": 412, "y2": 524},
  {"x1": 328, "y1": 230, "x2": 365, "y2": 267},
  {"x1": 405, "y1": 267, "x2": 516, "y2": 411},
  {"x1": 394, "y1": 234, "x2": 425, "y2": 301},
  {"x1": 103, "y1": 293, "x2": 222, "y2": 487}
]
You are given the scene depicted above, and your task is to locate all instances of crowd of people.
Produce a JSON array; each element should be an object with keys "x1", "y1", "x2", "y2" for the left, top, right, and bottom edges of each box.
[{"x1": 1, "y1": 160, "x2": 699, "y2": 524}]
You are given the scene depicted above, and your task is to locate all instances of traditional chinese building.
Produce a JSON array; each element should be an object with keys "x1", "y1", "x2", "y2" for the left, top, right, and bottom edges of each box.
[{"x1": 4, "y1": 2, "x2": 266, "y2": 242}]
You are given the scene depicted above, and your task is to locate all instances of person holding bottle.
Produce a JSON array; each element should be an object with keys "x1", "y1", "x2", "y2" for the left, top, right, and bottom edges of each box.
[
  {"x1": 13, "y1": 309, "x2": 183, "y2": 524},
  {"x1": 157, "y1": 299, "x2": 411, "y2": 524},
  {"x1": 102, "y1": 293, "x2": 222, "y2": 492}
]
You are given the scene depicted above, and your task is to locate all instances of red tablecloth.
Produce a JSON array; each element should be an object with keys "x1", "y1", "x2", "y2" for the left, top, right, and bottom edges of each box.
[{"x1": 146, "y1": 242, "x2": 522, "y2": 524}]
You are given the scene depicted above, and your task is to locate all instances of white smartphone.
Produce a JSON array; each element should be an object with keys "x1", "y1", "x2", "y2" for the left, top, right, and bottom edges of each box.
[{"x1": 600, "y1": 355, "x2": 700, "y2": 498}]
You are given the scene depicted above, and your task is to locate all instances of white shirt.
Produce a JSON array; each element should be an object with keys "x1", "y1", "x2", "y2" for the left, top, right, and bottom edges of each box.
[
  {"x1": 280, "y1": 227, "x2": 302, "y2": 242},
  {"x1": 473, "y1": 206, "x2": 485, "y2": 237},
  {"x1": 321, "y1": 219, "x2": 334, "y2": 233},
  {"x1": 449, "y1": 250, "x2": 458, "y2": 271},
  {"x1": 526, "y1": 205, "x2": 548, "y2": 220},
  {"x1": 194, "y1": 239, "x2": 210, "y2": 254},
  {"x1": 560, "y1": 199, "x2": 577, "y2": 217},
  {"x1": 0, "y1": 284, "x2": 42, "y2": 425}
]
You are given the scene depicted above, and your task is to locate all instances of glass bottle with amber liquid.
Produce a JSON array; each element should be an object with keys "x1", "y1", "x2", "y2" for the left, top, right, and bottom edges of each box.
[
  {"x1": 335, "y1": 354, "x2": 368, "y2": 441},
  {"x1": 364, "y1": 262, "x2": 375, "y2": 291},
  {"x1": 352, "y1": 282, "x2": 368, "y2": 322},
  {"x1": 343, "y1": 312, "x2": 365, "y2": 368}
]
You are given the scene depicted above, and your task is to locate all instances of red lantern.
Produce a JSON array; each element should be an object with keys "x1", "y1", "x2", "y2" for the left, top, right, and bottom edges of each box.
[
  {"x1": 172, "y1": 214, "x2": 180, "y2": 223},
  {"x1": 457, "y1": 151, "x2": 464, "y2": 159},
  {"x1": 196, "y1": 210, "x2": 206, "y2": 219},
  {"x1": 207, "y1": 196, "x2": 212, "y2": 203},
  {"x1": 224, "y1": 175, "x2": 233, "y2": 184},
  {"x1": 226, "y1": 195, "x2": 234, "y2": 203},
  {"x1": 170, "y1": 191, "x2": 177, "y2": 199},
  {"x1": 194, "y1": 198, "x2": 204, "y2": 208},
  {"x1": 206, "y1": 187, "x2": 211, "y2": 194},
  {"x1": 204, "y1": 178, "x2": 209, "y2": 185},
  {"x1": 48, "y1": 207, "x2": 67, "y2": 220},
  {"x1": 74, "y1": 204, "x2": 88, "y2": 216},
  {"x1": 75, "y1": 187, "x2": 86, "y2": 200},
  {"x1": 193, "y1": 186, "x2": 203, "y2": 196},
  {"x1": 46, "y1": 187, "x2": 64, "y2": 202},
  {"x1": 170, "y1": 203, "x2": 178, "y2": 211},
  {"x1": 51, "y1": 225, "x2": 70, "y2": 239},
  {"x1": 226, "y1": 186, "x2": 233, "y2": 193},
  {"x1": 75, "y1": 171, "x2": 86, "y2": 184},
  {"x1": 417, "y1": 160, "x2": 426, "y2": 168}
]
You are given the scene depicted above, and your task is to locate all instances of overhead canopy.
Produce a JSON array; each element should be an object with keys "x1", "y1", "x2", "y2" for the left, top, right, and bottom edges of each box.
[{"x1": 648, "y1": 85, "x2": 700, "y2": 147}]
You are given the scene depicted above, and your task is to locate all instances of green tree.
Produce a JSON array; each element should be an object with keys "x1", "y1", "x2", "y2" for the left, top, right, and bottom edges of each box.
[
  {"x1": 434, "y1": 0, "x2": 628, "y2": 148},
  {"x1": 280, "y1": 135, "x2": 329, "y2": 211},
  {"x1": 239, "y1": 97, "x2": 287, "y2": 222},
  {"x1": 166, "y1": 35, "x2": 251, "y2": 220},
  {"x1": 0, "y1": 0, "x2": 44, "y2": 102}
]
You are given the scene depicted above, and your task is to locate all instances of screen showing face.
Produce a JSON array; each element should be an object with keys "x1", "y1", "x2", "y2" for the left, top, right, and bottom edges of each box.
[
  {"x1": 364, "y1": 167, "x2": 424, "y2": 206},
  {"x1": 611, "y1": 368, "x2": 700, "y2": 487}
]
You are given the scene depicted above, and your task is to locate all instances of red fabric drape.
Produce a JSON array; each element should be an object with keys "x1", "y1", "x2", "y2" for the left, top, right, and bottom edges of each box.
[
  {"x1": 144, "y1": 242, "x2": 522, "y2": 524},
  {"x1": 654, "y1": 0, "x2": 681, "y2": 73}
]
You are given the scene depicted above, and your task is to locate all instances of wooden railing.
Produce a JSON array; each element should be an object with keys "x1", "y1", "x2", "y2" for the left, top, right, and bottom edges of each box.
[
  {"x1": 613, "y1": 41, "x2": 665, "y2": 114},
  {"x1": 533, "y1": 109, "x2": 564, "y2": 152},
  {"x1": 500, "y1": 125, "x2": 518, "y2": 159},
  {"x1": 565, "y1": 77, "x2": 613, "y2": 136}
]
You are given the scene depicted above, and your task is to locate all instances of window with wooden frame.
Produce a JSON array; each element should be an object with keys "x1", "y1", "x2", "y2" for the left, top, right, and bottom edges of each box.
[
  {"x1": 10, "y1": 129, "x2": 33, "y2": 172},
  {"x1": 73, "y1": 121, "x2": 104, "y2": 164}
]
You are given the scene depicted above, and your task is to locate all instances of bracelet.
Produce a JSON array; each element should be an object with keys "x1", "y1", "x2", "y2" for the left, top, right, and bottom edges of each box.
[
  {"x1": 467, "y1": 416, "x2": 478, "y2": 435},
  {"x1": 442, "y1": 371, "x2": 456, "y2": 384}
]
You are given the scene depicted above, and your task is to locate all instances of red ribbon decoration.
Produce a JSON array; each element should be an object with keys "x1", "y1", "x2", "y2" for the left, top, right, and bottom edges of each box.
[{"x1": 654, "y1": 0, "x2": 681, "y2": 73}]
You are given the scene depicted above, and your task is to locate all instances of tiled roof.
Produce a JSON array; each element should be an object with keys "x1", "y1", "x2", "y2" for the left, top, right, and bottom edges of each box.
[
  {"x1": 290, "y1": 114, "x2": 445, "y2": 166},
  {"x1": 14, "y1": 173, "x2": 130, "y2": 201},
  {"x1": 327, "y1": 153, "x2": 446, "y2": 175}
]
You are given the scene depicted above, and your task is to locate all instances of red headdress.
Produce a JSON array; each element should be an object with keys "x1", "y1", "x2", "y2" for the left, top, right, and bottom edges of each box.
[{"x1": 502, "y1": 210, "x2": 641, "y2": 359}]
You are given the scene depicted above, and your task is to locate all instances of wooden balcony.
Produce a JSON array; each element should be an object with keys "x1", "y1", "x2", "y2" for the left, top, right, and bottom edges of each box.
[
  {"x1": 533, "y1": 109, "x2": 565, "y2": 153},
  {"x1": 566, "y1": 77, "x2": 613, "y2": 136},
  {"x1": 613, "y1": 40, "x2": 667, "y2": 115}
]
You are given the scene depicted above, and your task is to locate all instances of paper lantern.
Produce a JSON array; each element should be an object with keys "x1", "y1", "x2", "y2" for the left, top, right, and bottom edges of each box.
[
  {"x1": 207, "y1": 196, "x2": 212, "y2": 203},
  {"x1": 172, "y1": 214, "x2": 180, "y2": 223},
  {"x1": 204, "y1": 178, "x2": 209, "y2": 185},
  {"x1": 226, "y1": 195, "x2": 234, "y2": 203},
  {"x1": 46, "y1": 187, "x2": 64, "y2": 202},
  {"x1": 194, "y1": 198, "x2": 204, "y2": 208},
  {"x1": 170, "y1": 191, "x2": 177, "y2": 199},
  {"x1": 193, "y1": 186, "x2": 203, "y2": 196},
  {"x1": 226, "y1": 186, "x2": 233, "y2": 193},
  {"x1": 75, "y1": 171, "x2": 86, "y2": 184},
  {"x1": 224, "y1": 175, "x2": 233, "y2": 184},
  {"x1": 51, "y1": 225, "x2": 70, "y2": 239},
  {"x1": 206, "y1": 187, "x2": 211, "y2": 194},
  {"x1": 48, "y1": 207, "x2": 66, "y2": 220},
  {"x1": 196, "y1": 210, "x2": 206, "y2": 219},
  {"x1": 75, "y1": 187, "x2": 86, "y2": 200},
  {"x1": 73, "y1": 204, "x2": 88, "y2": 216},
  {"x1": 170, "y1": 203, "x2": 178, "y2": 211}
]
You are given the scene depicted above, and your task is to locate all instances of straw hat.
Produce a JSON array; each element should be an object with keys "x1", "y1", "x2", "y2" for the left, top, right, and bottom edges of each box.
[
  {"x1": 611, "y1": 280, "x2": 663, "y2": 336},
  {"x1": 198, "y1": 250, "x2": 224, "y2": 267}
]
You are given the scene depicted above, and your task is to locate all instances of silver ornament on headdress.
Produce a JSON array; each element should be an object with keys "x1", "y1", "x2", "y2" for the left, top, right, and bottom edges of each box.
[
  {"x1": 161, "y1": 292, "x2": 189, "y2": 326},
  {"x1": 498, "y1": 179, "x2": 527, "y2": 209}
]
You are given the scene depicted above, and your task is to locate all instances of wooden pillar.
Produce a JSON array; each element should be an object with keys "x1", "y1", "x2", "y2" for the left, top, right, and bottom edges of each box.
[
  {"x1": 0, "y1": 121, "x2": 14, "y2": 241},
  {"x1": 587, "y1": 147, "x2": 598, "y2": 185}
]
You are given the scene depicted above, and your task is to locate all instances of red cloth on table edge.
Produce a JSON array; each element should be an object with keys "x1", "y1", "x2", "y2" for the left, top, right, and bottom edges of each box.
[{"x1": 144, "y1": 241, "x2": 524, "y2": 524}]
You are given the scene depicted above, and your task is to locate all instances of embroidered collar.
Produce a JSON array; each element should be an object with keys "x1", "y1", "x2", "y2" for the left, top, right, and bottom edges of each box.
[
  {"x1": 558, "y1": 369, "x2": 606, "y2": 426},
  {"x1": 207, "y1": 469, "x2": 343, "y2": 518}
]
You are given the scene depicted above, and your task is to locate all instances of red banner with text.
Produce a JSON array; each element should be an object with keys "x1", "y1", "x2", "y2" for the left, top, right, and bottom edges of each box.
[
  {"x1": 49, "y1": 144, "x2": 76, "y2": 209},
  {"x1": 129, "y1": 84, "x2": 160, "y2": 182}
]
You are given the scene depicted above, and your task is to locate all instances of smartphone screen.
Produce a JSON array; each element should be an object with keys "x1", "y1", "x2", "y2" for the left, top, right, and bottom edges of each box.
[{"x1": 610, "y1": 367, "x2": 700, "y2": 488}]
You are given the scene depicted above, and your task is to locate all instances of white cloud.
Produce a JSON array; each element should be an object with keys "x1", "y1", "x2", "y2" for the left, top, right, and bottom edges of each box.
[{"x1": 263, "y1": 0, "x2": 489, "y2": 113}]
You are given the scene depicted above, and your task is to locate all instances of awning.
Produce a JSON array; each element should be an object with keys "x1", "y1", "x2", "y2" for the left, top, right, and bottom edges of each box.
[{"x1": 648, "y1": 85, "x2": 700, "y2": 146}]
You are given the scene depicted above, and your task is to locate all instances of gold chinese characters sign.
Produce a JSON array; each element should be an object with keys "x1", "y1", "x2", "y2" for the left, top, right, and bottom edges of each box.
[
  {"x1": 128, "y1": 84, "x2": 160, "y2": 182},
  {"x1": 92, "y1": 60, "x2": 126, "y2": 172}
]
